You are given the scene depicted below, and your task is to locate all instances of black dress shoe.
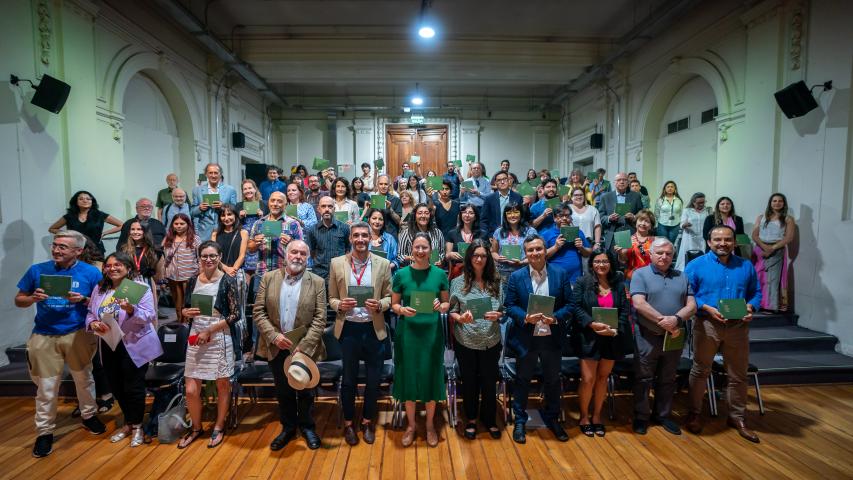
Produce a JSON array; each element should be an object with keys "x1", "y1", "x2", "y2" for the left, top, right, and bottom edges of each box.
[
  {"x1": 343, "y1": 425, "x2": 359, "y2": 446},
  {"x1": 651, "y1": 416, "x2": 682, "y2": 436},
  {"x1": 302, "y1": 428, "x2": 322, "y2": 449},
  {"x1": 546, "y1": 422, "x2": 569, "y2": 442},
  {"x1": 512, "y1": 423, "x2": 526, "y2": 444},
  {"x1": 270, "y1": 427, "x2": 297, "y2": 451},
  {"x1": 632, "y1": 419, "x2": 648, "y2": 435},
  {"x1": 361, "y1": 422, "x2": 376, "y2": 445}
]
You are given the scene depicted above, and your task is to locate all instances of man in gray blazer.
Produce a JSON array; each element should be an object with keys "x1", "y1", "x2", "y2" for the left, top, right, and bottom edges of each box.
[{"x1": 598, "y1": 172, "x2": 645, "y2": 250}]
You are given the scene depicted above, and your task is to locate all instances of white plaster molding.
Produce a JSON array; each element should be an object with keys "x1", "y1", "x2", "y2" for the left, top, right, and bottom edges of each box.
[
  {"x1": 739, "y1": 0, "x2": 782, "y2": 29},
  {"x1": 788, "y1": 1, "x2": 808, "y2": 72},
  {"x1": 715, "y1": 108, "x2": 746, "y2": 143},
  {"x1": 35, "y1": 0, "x2": 51, "y2": 68},
  {"x1": 95, "y1": 106, "x2": 124, "y2": 142}
]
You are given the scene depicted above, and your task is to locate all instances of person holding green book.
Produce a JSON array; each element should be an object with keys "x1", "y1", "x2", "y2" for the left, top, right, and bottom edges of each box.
[
  {"x1": 448, "y1": 239, "x2": 504, "y2": 440},
  {"x1": 330, "y1": 177, "x2": 361, "y2": 224},
  {"x1": 613, "y1": 209, "x2": 657, "y2": 282},
  {"x1": 285, "y1": 182, "x2": 318, "y2": 230},
  {"x1": 391, "y1": 232, "x2": 450, "y2": 448},
  {"x1": 491, "y1": 203, "x2": 536, "y2": 283},
  {"x1": 396, "y1": 203, "x2": 446, "y2": 269},
  {"x1": 542, "y1": 202, "x2": 592, "y2": 283},
  {"x1": 86, "y1": 252, "x2": 162, "y2": 448},
  {"x1": 178, "y1": 241, "x2": 242, "y2": 449},
  {"x1": 572, "y1": 249, "x2": 631, "y2": 438},
  {"x1": 529, "y1": 178, "x2": 561, "y2": 230},
  {"x1": 119, "y1": 221, "x2": 164, "y2": 303},
  {"x1": 630, "y1": 238, "x2": 697, "y2": 436},
  {"x1": 366, "y1": 208, "x2": 399, "y2": 270},
  {"x1": 445, "y1": 205, "x2": 485, "y2": 278},
  {"x1": 684, "y1": 225, "x2": 761, "y2": 443},
  {"x1": 190, "y1": 163, "x2": 238, "y2": 241},
  {"x1": 598, "y1": 172, "x2": 644, "y2": 250}
]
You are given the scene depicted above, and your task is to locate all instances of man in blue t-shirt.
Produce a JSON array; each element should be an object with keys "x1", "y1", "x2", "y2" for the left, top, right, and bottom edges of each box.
[
  {"x1": 541, "y1": 202, "x2": 591, "y2": 283},
  {"x1": 15, "y1": 231, "x2": 106, "y2": 458}
]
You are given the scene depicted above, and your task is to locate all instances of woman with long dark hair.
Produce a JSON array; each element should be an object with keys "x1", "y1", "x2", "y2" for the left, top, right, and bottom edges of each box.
[
  {"x1": 331, "y1": 177, "x2": 360, "y2": 224},
  {"x1": 396, "y1": 203, "x2": 446, "y2": 268},
  {"x1": 702, "y1": 196, "x2": 744, "y2": 243},
  {"x1": 212, "y1": 204, "x2": 248, "y2": 277},
  {"x1": 49, "y1": 190, "x2": 123, "y2": 254},
  {"x1": 572, "y1": 249, "x2": 631, "y2": 437},
  {"x1": 752, "y1": 193, "x2": 796, "y2": 312},
  {"x1": 162, "y1": 213, "x2": 200, "y2": 323},
  {"x1": 490, "y1": 203, "x2": 536, "y2": 283},
  {"x1": 445, "y1": 204, "x2": 483, "y2": 278},
  {"x1": 366, "y1": 207, "x2": 399, "y2": 270},
  {"x1": 120, "y1": 221, "x2": 164, "y2": 300},
  {"x1": 653, "y1": 180, "x2": 683, "y2": 244},
  {"x1": 448, "y1": 239, "x2": 504, "y2": 440},
  {"x1": 285, "y1": 181, "x2": 318, "y2": 230},
  {"x1": 86, "y1": 252, "x2": 162, "y2": 447}
]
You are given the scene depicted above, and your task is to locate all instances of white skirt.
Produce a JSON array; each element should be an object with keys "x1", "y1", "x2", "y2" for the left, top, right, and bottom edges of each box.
[{"x1": 185, "y1": 316, "x2": 234, "y2": 380}]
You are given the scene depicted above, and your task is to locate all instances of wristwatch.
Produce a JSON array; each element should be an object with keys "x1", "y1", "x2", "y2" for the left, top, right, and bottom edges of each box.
[{"x1": 674, "y1": 314, "x2": 684, "y2": 327}]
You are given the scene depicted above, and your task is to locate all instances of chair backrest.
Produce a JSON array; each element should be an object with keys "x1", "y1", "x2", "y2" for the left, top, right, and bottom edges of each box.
[
  {"x1": 156, "y1": 323, "x2": 189, "y2": 363},
  {"x1": 322, "y1": 325, "x2": 342, "y2": 362}
]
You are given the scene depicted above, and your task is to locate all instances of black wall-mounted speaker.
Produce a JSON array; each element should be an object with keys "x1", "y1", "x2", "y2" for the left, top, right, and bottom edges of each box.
[
  {"x1": 774, "y1": 80, "x2": 818, "y2": 119},
  {"x1": 232, "y1": 132, "x2": 246, "y2": 148},
  {"x1": 590, "y1": 133, "x2": 604, "y2": 149},
  {"x1": 30, "y1": 75, "x2": 70, "y2": 114}
]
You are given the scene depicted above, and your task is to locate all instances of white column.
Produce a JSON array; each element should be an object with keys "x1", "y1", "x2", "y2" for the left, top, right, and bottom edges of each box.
[{"x1": 460, "y1": 122, "x2": 481, "y2": 175}]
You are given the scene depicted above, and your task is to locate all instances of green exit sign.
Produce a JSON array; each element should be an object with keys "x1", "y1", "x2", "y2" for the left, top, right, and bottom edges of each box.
[{"x1": 411, "y1": 114, "x2": 424, "y2": 125}]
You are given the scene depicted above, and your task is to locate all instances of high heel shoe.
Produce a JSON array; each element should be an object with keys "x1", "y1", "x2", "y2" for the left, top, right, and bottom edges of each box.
[{"x1": 110, "y1": 426, "x2": 131, "y2": 443}]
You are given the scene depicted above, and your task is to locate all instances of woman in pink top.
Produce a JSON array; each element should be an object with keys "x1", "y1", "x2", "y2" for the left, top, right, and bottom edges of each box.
[{"x1": 572, "y1": 249, "x2": 631, "y2": 438}]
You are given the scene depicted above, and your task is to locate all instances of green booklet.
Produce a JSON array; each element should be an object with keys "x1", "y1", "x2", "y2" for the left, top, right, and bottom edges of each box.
[
  {"x1": 410, "y1": 290, "x2": 435, "y2": 314},
  {"x1": 312, "y1": 157, "x2": 329, "y2": 170},
  {"x1": 663, "y1": 328, "x2": 686, "y2": 352},
  {"x1": 453, "y1": 159, "x2": 463, "y2": 168},
  {"x1": 202, "y1": 193, "x2": 220, "y2": 205},
  {"x1": 243, "y1": 201, "x2": 260, "y2": 215},
  {"x1": 527, "y1": 294, "x2": 555, "y2": 317},
  {"x1": 614, "y1": 203, "x2": 631, "y2": 216},
  {"x1": 736, "y1": 234, "x2": 751, "y2": 246},
  {"x1": 465, "y1": 154, "x2": 476, "y2": 163},
  {"x1": 426, "y1": 176, "x2": 444, "y2": 191},
  {"x1": 370, "y1": 194, "x2": 386, "y2": 209},
  {"x1": 348, "y1": 285, "x2": 374, "y2": 307},
  {"x1": 284, "y1": 325, "x2": 307, "y2": 345},
  {"x1": 587, "y1": 171, "x2": 598, "y2": 181},
  {"x1": 191, "y1": 294, "x2": 214, "y2": 316},
  {"x1": 39, "y1": 275, "x2": 72, "y2": 297},
  {"x1": 334, "y1": 211, "x2": 349, "y2": 223},
  {"x1": 461, "y1": 180, "x2": 475, "y2": 190},
  {"x1": 261, "y1": 220, "x2": 282, "y2": 238},
  {"x1": 718, "y1": 298, "x2": 748, "y2": 319},
  {"x1": 550, "y1": 170, "x2": 559, "y2": 179},
  {"x1": 614, "y1": 230, "x2": 632, "y2": 249},
  {"x1": 410, "y1": 155, "x2": 421, "y2": 164},
  {"x1": 592, "y1": 307, "x2": 618, "y2": 328},
  {"x1": 545, "y1": 197, "x2": 561, "y2": 210},
  {"x1": 502, "y1": 244, "x2": 522, "y2": 260},
  {"x1": 528, "y1": 178, "x2": 542, "y2": 187},
  {"x1": 285, "y1": 204, "x2": 298, "y2": 218},
  {"x1": 465, "y1": 296, "x2": 493, "y2": 321},
  {"x1": 369, "y1": 248, "x2": 387, "y2": 258},
  {"x1": 516, "y1": 183, "x2": 535, "y2": 197},
  {"x1": 403, "y1": 169, "x2": 415, "y2": 179},
  {"x1": 561, "y1": 226, "x2": 580, "y2": 242},
  {"x1": 114, "y1": 278, "x2": 149, "y2": 305},
  {"x1": 559, "y1": 185, "x2": 570, "y2": 197},
  {"x1": 374, "y1": 158, "x2": 384, "y2": 169},
  {"x1": 458, "y1": 242, "x2": 470, "y2": 256},
  {"x1": 430, "y1": 249, "x2": 440, "y2": 264}
]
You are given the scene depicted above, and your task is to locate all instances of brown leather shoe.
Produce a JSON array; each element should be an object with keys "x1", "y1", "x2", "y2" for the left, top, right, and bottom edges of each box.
[
  {"x1": 684, "y1": 412, "x2": 703, "y2": 435},
  {"x1": 343, "y1": 425, "x2": 359, "y2": 446},
  {"x1": 727, "y1": 418, "x2": 760, "y2": 443},
  {"x1": 361, "y1": 422, "x2": 376, "y2": 445}
]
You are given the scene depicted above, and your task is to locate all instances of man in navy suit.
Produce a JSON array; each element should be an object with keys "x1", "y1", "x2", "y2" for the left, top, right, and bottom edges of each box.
[
  {"x1": 480, "y1": 170, "x2": 522, "y2": 238},
  {"x1": 505, "y1": 233, "x2": 573, "y2": 444}
]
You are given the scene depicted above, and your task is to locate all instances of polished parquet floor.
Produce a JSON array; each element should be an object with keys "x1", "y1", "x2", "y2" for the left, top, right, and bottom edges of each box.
[{"x1": 1, "y1": 384, "x2": 852, "y2": 479}]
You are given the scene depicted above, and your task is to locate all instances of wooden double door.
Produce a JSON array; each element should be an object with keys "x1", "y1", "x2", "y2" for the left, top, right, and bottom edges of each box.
[{"x1": 385, "y1": 125, "x2": 448, "y2": 182}]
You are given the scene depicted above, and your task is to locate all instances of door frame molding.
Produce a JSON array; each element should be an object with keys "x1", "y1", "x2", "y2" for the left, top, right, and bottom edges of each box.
[{"x1": 376, "y1": 116, "x2": 460, "y2": 174}]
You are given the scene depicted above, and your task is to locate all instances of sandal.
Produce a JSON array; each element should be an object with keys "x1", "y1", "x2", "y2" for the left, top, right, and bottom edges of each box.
[
  {"x1": 426, "y1": 428, "x2": 439, "y2": 447},
  {"x1": 593, "y1": 423, "x2": 606, "y2": 437},
  {"x1": 208, "y1": 429, "x2": 225, "y2": 449},
  {"x1": 401, "y1": 428, "x2": 416, "y2": 447},
  {"x1": 579, "y1": 423, "x2": 595, "y2": 438},
  {"x1": 97, "y1": 397, "x2": 115, "y2": 414},
  {"x1": 177, "y1": 429, "x2": 204, "y2": 449},
  {"x1": 463, "y1": 422, "x2": 477, "y2": 440}
]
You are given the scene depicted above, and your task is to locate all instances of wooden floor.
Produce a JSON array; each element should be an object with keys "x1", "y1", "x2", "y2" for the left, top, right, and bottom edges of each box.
[{"x1": 2, "y1": 385, "x2": 853, "y2": 479}]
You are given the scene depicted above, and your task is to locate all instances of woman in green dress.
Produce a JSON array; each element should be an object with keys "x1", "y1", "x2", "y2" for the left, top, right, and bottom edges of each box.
[{"x1": 391, "y1": 232, "x2": 450, "y2": 448}]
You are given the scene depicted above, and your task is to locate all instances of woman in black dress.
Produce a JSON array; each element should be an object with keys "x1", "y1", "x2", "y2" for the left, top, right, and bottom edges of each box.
[{"x1": 49, "y1": 190, "x2": 123, "y2": 253}]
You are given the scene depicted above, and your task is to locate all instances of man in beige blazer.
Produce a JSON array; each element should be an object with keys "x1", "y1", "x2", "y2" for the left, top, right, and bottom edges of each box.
[
  {"x1": 253, "y1": 239, "x2": 327, "y2": 451},
  {"x1": 328, "y1": 222, "x2": 392, "y2": 446}
]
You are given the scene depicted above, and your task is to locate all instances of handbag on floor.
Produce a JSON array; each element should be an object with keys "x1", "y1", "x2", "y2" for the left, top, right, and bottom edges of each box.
[{"x1": 157, "y1": 393, "x2": 191, "y2": 444}]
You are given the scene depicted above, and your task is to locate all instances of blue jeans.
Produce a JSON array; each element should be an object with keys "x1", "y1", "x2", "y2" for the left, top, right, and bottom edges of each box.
[
  {"x1": 656, "y1": 224, "x2": 680, "y2": 244},
  {"x1": 340, "y1": 321, "x2": 386, "y2": 422}
]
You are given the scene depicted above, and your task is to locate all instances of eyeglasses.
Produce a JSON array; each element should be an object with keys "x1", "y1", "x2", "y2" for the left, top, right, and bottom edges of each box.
[
  {"x1": 471, "y1": 253, "x2": 488, "y2": 259},
  {"x1": 51, "y1": 243, "x2": 74, "y2": 251},
  {"x1": 137, "y1": 205, "x2": 153, "y2": 209},
  {"x1": 200, "y1": 254, "x2": 220, "y2": 260},
  {"x1": 104, "y1": 264, "x2": 125, "y2": 270},
  {"x1": 592, "y1": 260, "x2": 610, "y2": 265}
]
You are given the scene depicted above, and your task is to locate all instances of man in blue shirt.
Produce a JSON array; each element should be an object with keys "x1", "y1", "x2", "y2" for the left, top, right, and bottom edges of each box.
[
  {"x1": 191, "y1": 163, "x2": 239, "y2": 241},
  {"x1": 529, "y1": 178, "x2": 560, "y2": 231},
  {"x1": 259, "y1": 165, "x2": 286, "y2": 201},
  {"x1": 541, "y1": 202, "x2": 591, "y2": 283},
  {"x1": 15, "y1": 230, "x2": 107, "y2": 457},
  {"x1": 684, "y1": 225, "x2": 761, "y2": 443},
  {"x1": 442, "y1": 161, "x2": 463, "y2": 200},
  {"x1": 459, "y1": 162, "x2": 492, "y2": 210}
]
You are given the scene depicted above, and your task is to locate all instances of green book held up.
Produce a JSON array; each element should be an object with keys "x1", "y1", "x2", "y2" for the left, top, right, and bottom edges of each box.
[
  {"x1": 502, "y1": 244, "x2": 522, "y2": 261},
  {"x1": 312, "y1": 157, "x2": 329, "y2": 170},
  {"x1": 410, "y1": 155, "x2": 421, "y2": 164},
  {"x1": 261, "y1": 220, "x2": 282, "y2": 238},
  {"x1": 348, "y1": 286, "x2": 374, "y2": 307},
  {"x1": 736, "y1": 234, "x2": 751, "y2": 246},
  {"x1": 453, "y1": 159, "x2": 463, "y2": 168},
  {"x1": 528, "y1": 178, "x2": 542, "y2": 187},
  {"x1": 614, "y1": 229, "x2": 632, "y2": 249},
  {"x1": 545, "y1": 197, "x2": 561, "y2": 210},
  {"x1": 586, "y1": 171, "x2": 598, "y2": 181},
  {"x1": 592, "y1": 307, "x2": 618, "y2": 329},
  {"x1": 516, "y1": 183, "x2": 535, "y2": 197},
  {"x1": 334, "y1": 211, "x2": 349, "y2": 223},
  {"x1": 430, "y1": 249, "x2": 440, "y2": 264},
  {"x1": 191, "y1": 293, "x2": 214, "y2": 316},
  {"x1": 527, "y1": 294, "x2": 556, "y2": 317},
  {"x1": 370, "y1": 194, "x2": 386, "y2": 209},
  {"x1": 561, "y1": 226, "x2": 580, "y2": 242},
  {"x1": 663, "y1": 328, "x2": 686, "y2": 352},
  {"x1": 285, "y1": 204, "x2": 298, "y2": 218},
  {"x1": 374, "y1": 158, "x2": 384, "y2": 169},
  {"x1": 465, "y1": 154, "x2": 476, "y2": 163},
  {"x1": 114, "y1": 278, "x2": 149, "y2": 305},
  {"x1": 243, "y1": 201, "x2": 260, "y2": 215},
  {"x1": 369, "y1": 248, "x2": 387, "y2": 258},
  {"x1": 718, "y1": 298, "x2": 749, "y2": 320},
  {"x1": 550, "y1": 170, "x2": 560, "y2": 180},
  {"x1": 465, "y1": 296, "x2": 493, "y2": 321},
  {"x1": 461, "y1": 180, "x2": 475, "y2": 190},
  {"x1": 426, "y1": 176, "x2": 444, "y2": 191},
  {"x1": 614, "y1": 203, "x2": 631, "y2": 216},
  {"x1": 458, "y1": 242, "x2": 470, "y2": 256},
  {"x1": 39, "y1": 275, "x2": 72, "y2": 297},
  {"x1": 559, "y1": 185, "x2": 570, "y2": 197},
  {"x1": 202, "y1": 193, "x2": 220, "y2": 205},
  {"x1": 410, "y1": 290, "x2": 435, "y2": 314}
]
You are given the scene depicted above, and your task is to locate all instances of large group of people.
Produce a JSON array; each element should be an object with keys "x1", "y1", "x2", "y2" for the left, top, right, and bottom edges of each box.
[{"x1": 15, "y1": 158, "x2": 796, "y2": 458}]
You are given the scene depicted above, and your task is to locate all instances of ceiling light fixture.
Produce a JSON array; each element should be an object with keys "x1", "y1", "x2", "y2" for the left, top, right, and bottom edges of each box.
[
  {"x1": 411, "y1": 83, "x2": 424, "y2": 106},
  {"x1": 417, "y1": 0, "x2": 436, "y2": 39}
]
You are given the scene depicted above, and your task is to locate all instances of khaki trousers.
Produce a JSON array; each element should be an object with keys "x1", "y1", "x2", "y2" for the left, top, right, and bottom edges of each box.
[{"x1": 688, "y1": 317, "x2": 750, "y2": 421}]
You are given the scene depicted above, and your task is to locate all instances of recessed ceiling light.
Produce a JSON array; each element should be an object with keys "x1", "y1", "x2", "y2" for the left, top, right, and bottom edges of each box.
[
  {"x1": 411, "y1": 96, "x2": 424, "y2": 106},
  {"x1": 418, "y1": 26, "x2": 435, "y2": 39}
]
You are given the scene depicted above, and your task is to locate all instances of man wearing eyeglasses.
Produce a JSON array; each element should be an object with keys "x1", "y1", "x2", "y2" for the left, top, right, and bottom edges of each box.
[
  {"x1": 541, "y1": 202, "x2": 592, "y2": 284},
  {"x1": 113, "y1": 197, "x2": 166, "y2": 249},
  {"x1": 480, "y1": 170, "x2": 522, "y2": 238},
  {"x1": 15, "y1": 230, "x2": 107, "y2": 458}
]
